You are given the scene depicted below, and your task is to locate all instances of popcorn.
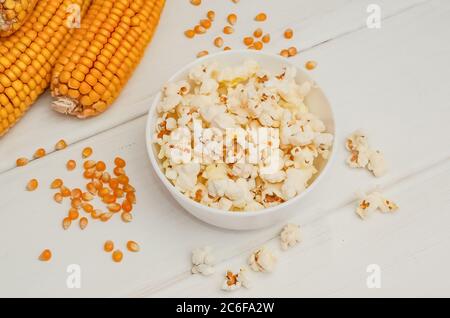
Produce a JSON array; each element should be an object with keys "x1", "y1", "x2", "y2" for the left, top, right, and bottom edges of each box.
[
  {"x1": 154, "y1": 60, "x2": 334, "y2": 211},
  {"x1": 356, "y1": 191, "x2": 398, "y2": 219},
  {"x1": 367, "y1": 150, "x2": 387, "y2": 177},
  {"x1": 191, "y1": 246, "x2": 215, "y2": 276},
  {"x1": 281, "y1": 167, "x2": 315, "y2": 200},
  {"x1": 248, "y1": 246, "x2": 277, "y2": 273},
  {"x1": 174, "y1": 163, "x2": 200, "y2": 193},
  {"x1": 346, "y1": 130, "x2": 387, "y2": 177},
  {"x1": 221, "y1": 267, "x2": 250, "y2": 292},
  {"x1": 280, "y1": 224, "x2": 301, "y2": 250}
]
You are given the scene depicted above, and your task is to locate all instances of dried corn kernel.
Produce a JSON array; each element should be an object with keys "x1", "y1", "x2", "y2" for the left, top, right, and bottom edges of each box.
[
  {"x1": 200, "y1": 19, "x2": 211, "y2": 29},
  {"x1": 114, "y1": 157, "x2": 126, "y2": 168},
  {"x1": 109, "y1": 179, "x2": 119, "y2": 190},
  {"x1": 82, "y1": 147, "x2": 92, "y2": 158},
  {"x1": 262, "y1": 34, "x2": 270, "y2": 43},
  {"x1": 91, "y1": 209, "x2": 102, "y2": 219},
  {"x1": 82, "y1": 203, "x2": 94, "y2": 213},
  {"x1": 123, "y1": 184, "x2": 135, "y2": 193},
  {"x1": 243, "y1": 37, "x2": 254, "y2": 46},
  {"x1": 102, "y1": 194, "x2": 116, "y2": 204},
  {"x1": 255, "y1": 13, "x2": 267, "y2": 22},
  {"x1": 62, "y1": 217, "x2": 71, "y2": 230},
  {"x1": 104, "y1": 240, "x2": 114, "y2": 252},
  {"x1": 194, "y1": 25, "x2": 206, "y2": 34},
  {"x1": 96, "y1": 161, "x2": 106, "y2": 172},
  {"x1": 288, "y1": 47, "x2": 298, "y2": 57},
  {"x1": 79, "y1": 217, "x2": 88, "y2": 230},
  {"x1": 253, "y1": 28, "x2": 263, "y2": 38},
  {"x1": 114, "y1": 188, "x2": 125, "y2": 198},
  {"x1": 81, "y1": 192, "x2": 94, "y2": 201},
  {"x1": 127, "y1": 241, "x2": 140, "y2": 252},
  {"x1": 253, "y1": 41, "x2": 263, "y2": 50},
  {"x1": 55, "y1": 140, "x2": 67, "y2": 151},
  {"x1": 66, "y1": 160, "x2": 76, "y2": 171},
  {"x1": 197, "y1": 51, "x2": 209, "y2": 58},
  {"x1": 126, "y1": 192, "x2": 136, "y2": 204},
  {"x1": 280, "y1": 49, "x2": 289, "y2": 58},
  {"x1": 86, "y1": 182, "x2": 97, "y2": 195},
  {"x1": 101, "y1": 172, "x2": 111, "y2": 183},
  {"x1": 71, "y1": 198, "x2": 82, "y2": 209},
  {"x1": 122, "y1": 200, "x2": 133, "y2": 213},
  {"x1": 16, "y1": 157, "x2": 29, "y2": 167},
  {"x1": 83, "y1": 160, "x2": 96, "y2": 169},
  {"x1": 34, "y1": 148, "x2": 46, "y2": 159},
  {"x1": 113, "y1": 167, "x2": 125, "y2": 176},
  {"x1": 107, "y1": 203, "x2": 121, "y2": 213},
  {"x1": 26, "y1": 179, "x2": 38, "y2": 191},
  {"x1": 39, "y1": 249, "x2": 52, "y2": 262},
  {"x1": 71, "y1": 188, "x2": 82, "y2": 199},
  {"x1": 207, "y1": 10, "x2": 215, "y2": 21},
  {"x1": 284, "y1": 28, "x2": 294, "y2": 39},
  {"x1": 60, "y1": 186, "x2": 71, "y2": 197},
  {"x1": 227, "y1": 13, "x2": 237, "y2": 25},
  {"x1": 118, "y1": 175, "x2": 129, "y2": 185},
  {"x1": 100, "y1": 212, "x2": 113, "y2": 222},
  {"x1": 68, "y1": 208, "x2": 79, "y2": 220},
  {"x1": 121, "y1": 212, "x2": 133, "y2": 223},
  {"x1": 51, "y1": 179, "x2": 63, "y2": 189},
  {"x1": 184, "y1": 29, "x2": 195, "y2": 38},
  {"x1": 112, "y1": 250, "x2": 123, "y2": 263},
  {"x1": 190, "y1": 0, "x2": 201, "y2": 6},
  {"x1": 54, "y1": 193, "x2": 63, "y2": 204},
  {"x1": 223, "y1": 26, "x2": 234, "y2": 34},
  {"x1": 98, "y1": 187, "x2": 110, "y2": 197},
  {"x1": 305, "y1": 60, "x2": 317, "y2": 70},
  {"x1": 214, "y1": 37, "x2": 224, "y2": 48}
]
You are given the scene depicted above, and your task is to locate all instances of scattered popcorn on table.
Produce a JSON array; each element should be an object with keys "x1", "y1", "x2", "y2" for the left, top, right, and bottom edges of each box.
[
  {"x1": 356, "y1": 191, "x2": 399, "y2": 219},
  {"x1": 346, "y1": 130, "x2": 387, "y2": 177},
  {"x1": 221, "y1": 267, "x2": 250, "y2": 292},
  {"x1": 191, "y1": 246, "x2": 215, "y2": 276},
  {"x1": 280, "y1": 223, "x2": 301, "y2": 250},
  {"x1": 248, "y1": 246, "x2": 277, "y2": 272},
  {"x1": 153, "y1": 60, "x2": 334, "y2": 211}
]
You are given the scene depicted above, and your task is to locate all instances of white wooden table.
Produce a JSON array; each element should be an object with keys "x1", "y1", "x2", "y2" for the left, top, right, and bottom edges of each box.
[{"x1": 1, "y1": 0, "x2": 449, "y2": 297}]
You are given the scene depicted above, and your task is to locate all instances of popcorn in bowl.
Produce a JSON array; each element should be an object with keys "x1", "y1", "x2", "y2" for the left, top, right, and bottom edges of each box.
[{"x1": 153, "y1": 60, "x2": 334, "y2": 212}]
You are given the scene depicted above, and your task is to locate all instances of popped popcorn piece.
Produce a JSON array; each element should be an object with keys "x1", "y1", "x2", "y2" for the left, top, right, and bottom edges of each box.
[
  {"x1": 281, "y1": 167, "x2": 315, "y2": 200},
  {"x1": 346, "y1": 130, "x2": 387, "y2": 177},
  {"x1": 248, "y1": 246, "x2": 277, "y2": 273},
  {"x1": 280, "y1": 224, "x2": 301, "y2": 250},
  {"x1": 174, "y1": 163, "x2": 200, "y2": 193},
  {"x1": 221, "y1": 267, "x2": 250, "y2": 292},
  {"x1": 367, "y1": 150, "x2": 388, "y2": 177},
  {"x1": 356, "y1": 191, "x2": 398, "y2": 219},
  {"x1": 191, "y1": 246, "x2": 215, "y2": 276}
]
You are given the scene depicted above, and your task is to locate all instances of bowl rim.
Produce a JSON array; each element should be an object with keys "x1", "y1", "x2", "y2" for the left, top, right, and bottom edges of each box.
[{"x1": 145, "y1": 50, "x2": 336, "y2": 218}]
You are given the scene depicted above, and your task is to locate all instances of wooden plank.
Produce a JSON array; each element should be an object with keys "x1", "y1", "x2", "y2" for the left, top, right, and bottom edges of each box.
[
  {"x1": 0, "y1": 0, "x2": 449, "y2": 297},
  {"x1": 0, "y1": 0, "x2": 428, "y2": 173}
]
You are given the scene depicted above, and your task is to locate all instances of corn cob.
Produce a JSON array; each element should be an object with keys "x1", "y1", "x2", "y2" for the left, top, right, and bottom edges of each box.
[
  {"x1": 0, "y1": 0, "x2": 38, "y2": 37},
  {"x1": 0, "y1": 0, "x2": 90, "y2": 136},
  {"x1": 51, "y1": 0, "x2": 166, "y2": 118}
]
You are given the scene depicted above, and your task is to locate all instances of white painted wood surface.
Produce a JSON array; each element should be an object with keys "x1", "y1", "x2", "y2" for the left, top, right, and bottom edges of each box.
[{"x1": 0, "y1": 0, "x2": 449, "y2": 297}]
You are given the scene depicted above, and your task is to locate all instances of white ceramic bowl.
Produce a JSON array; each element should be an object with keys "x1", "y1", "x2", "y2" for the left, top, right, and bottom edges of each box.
[{"x1": 145, "y1": 50, "x2": 336, "y2": 230}]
